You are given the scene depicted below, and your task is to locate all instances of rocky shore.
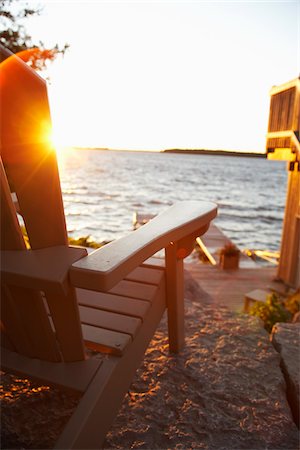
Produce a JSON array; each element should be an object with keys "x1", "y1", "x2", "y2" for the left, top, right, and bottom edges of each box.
[{"x1": 1, "y1": 275, "x2": 299, "y2": 449}]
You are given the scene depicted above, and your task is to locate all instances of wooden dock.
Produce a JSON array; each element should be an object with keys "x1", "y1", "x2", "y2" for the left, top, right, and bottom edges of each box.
[
  {"x1": 185, "y1": 263, "x2": 277, "y2": 312},
  {"x1": 196, "y1": 223, "x2": 258, "y2": 268},
  {"x1": 185, "y1": 223, "x2": 278, "y2": 312},
  {"x1": 144, "y1": 221, "x2": 280, "y2": 313}
]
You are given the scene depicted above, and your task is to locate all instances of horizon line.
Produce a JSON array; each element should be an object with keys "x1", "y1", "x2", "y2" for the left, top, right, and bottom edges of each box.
[{"x1": 61, "y1": 146, "x2": 266, "y2": 155}]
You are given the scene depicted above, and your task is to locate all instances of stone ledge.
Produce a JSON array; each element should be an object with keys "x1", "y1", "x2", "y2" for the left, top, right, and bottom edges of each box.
[{"x1": 271, "y1": 322, "x2": 300, "y2": 428}]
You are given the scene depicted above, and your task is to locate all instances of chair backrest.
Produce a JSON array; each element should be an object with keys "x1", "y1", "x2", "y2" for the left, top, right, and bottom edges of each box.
[
  {"x1": 0, "y1": 46, "x2": 85, "y2": 362},
  {"x1": 0, "y1": 45, "x2": 68, "y2": 249},
  {"x1": 266, "y1": 77, "x2": 300, "y2": 160}
]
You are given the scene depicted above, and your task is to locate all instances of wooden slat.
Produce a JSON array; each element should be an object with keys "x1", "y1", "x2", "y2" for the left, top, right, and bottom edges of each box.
[
  {"x1": 293, "y1": 85, "x2": 300, "y2": 132},
  {"x1": 0, "y1": 158, "x2": 26, "y2": 251},
  {"x1": 125, "y1": 266, "x2": 164, "y2": 285},
  {"x1": 82, "y1": 324, "x2": 131, "y2": 356},
  {"x1": 46, "y1": 286, "x2": 85, "y2": 362},
  {"x1": 244, "y1": 288, "x2": 269, "y2": 312},
  {"x1": 1, "y1": 347, "x2": 103, "y2": 392},
  {"x1": 277, "y1": 168, "x2": 300, "y2": 287},
  {"x1": 196, "y1": 237, "x2": 217, "y2": 265},
  {"x1": 77, "y1": 289, "x2": 150, "y2": 319},
  {"x1": 2, "y1": 246, "x2": 87, "y2": 295},
  {"x1": 1, "y1": 155, "x2": 84, "y2": 362},
  {"x1": 267, "y1": 130, "x2": 296, "y2": 139},
  {"x1": 1, "y1": 286, "x2": 34, "y2": 356},
  {"x1": 286, "y1": 89, "x2": 295, "y2": 130},
  {"x1": 143, "y1": 257, "x2": 165, "y2": 268},
  {"x1": 267, "y1": 147, "x2": 295, "y2": 161},
  {"x1": 1, "y1": 50, "x2": 68, "y2": 249},
  {"x1": 54, "y1": 274, "x2": 167, "y2": 449},
  {"x1": 185, "y1": 263, "x2": 278, "y2": 312},
  {"x1": 71, "y1": 201, "x2": 217, "y2": 292},
  {"x1": 280, "y1": 89, "x2": 289, "y2": 131},
  {"x1": 165, "y1": 243, "x2": 185, "y2": 353},
  {"x1": 4, "y1": 285, "x2": 61, "y2": 362},
  {"x1": 109, "y1": 280, "x2": 158, "y2": 301},
  {"x1": 270, "y1": 78, "x2": 300, "y2": 96},
  {"x1": 0, "y1": 329, "x2": 15, "y2": 351},
  {"x1": 79, "y1": 306, "x2": 142, "y2": 338},
  {"x1": 1, "y1": 246, "x2": 87, "y2": 361}
]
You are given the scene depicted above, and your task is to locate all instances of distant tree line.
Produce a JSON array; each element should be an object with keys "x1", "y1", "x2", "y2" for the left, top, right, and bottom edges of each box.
[{"x1": 163, "y1": 149, "x2": 266, "y2": 158}]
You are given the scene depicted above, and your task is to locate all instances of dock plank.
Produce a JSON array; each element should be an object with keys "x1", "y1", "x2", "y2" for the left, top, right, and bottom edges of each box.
[
  {"x1": 198, "y1": 223, "x2": 258, "y2": 268},
  {"x1": 185, "y1": 263, "x2": 277, "y2": 312}
]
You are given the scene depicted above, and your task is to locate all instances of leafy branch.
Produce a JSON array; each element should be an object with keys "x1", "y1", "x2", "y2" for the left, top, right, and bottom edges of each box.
[{"x1": 0, "y1": 0, "x2": 69, "y2": 70}]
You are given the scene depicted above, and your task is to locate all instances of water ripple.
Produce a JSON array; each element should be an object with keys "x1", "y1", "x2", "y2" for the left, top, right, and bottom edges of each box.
[{"x1": 58, "y1": 150, "x2": 287, "y2": 251}]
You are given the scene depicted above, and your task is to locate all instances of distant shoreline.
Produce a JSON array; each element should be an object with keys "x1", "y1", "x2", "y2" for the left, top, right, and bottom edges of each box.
[
  {"x1": 163, "y1": 149, "x2": 266, "y2": 158},
  {"x1": 67, "y1": 147, "x2": 266, "y2": 158}
]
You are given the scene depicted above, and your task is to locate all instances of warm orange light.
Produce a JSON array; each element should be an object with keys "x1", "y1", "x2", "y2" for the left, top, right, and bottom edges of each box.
[
  {"x1": 0, "y1": 49, "x2": 59, "y2": 157},
  {"x1": 43, "y1": 123, "x2": 56, "y2": 151},
  {"x1": 48, "y1": 130, "x2": 59, "y2": 152},
  {"x1": 48, "y1": 128, "x2": 69, "y2": 156},
  {"x1": 0, "y1": 45, "x2": 68, "y2": 248},
  {"x1": 0, "y1": 50, "x2": 53, "y2": 152}
]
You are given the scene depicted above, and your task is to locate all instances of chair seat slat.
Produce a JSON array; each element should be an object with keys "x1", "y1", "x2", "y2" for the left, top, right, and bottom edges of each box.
[
  {"x1": 1, "y1": 347, "x2": 103, "y2": 392},
  {"x1": 109, "y1": 279, "x2": 158, "y2": 301},
  {"x1": 82, "y1": 324, "x2": 132, "y2": 356},
  {"x1": 125, "y1": 266, "x2": 164, "y2": 285},
  {"x1": 77, "y1": 289, "x2": 150, "y2": 319},
  {"x1": 79, "y1": 306, "x2": 142, "y2": 339}
]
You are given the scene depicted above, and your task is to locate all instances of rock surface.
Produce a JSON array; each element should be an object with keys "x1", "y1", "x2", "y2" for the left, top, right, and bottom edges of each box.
[
  {"x1": 105, "y1": 301, "x2": 299, "y2": 450},
  {"x1": 1, "y1": 283, "x2": 299, "y2": 449},
  {"x1": 271, "y1": 322, "x2": 300, "y2": 428}
]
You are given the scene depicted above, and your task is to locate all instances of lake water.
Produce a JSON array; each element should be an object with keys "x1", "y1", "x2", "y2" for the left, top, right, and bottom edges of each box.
[{"x1": 57, "y1": 149, "x2": 287, "y2": 252}]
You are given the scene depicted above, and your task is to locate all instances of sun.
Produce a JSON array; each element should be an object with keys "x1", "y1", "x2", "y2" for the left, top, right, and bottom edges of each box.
[{"x1": 48, "y1": 128, "x2": 69, "y2": 156}]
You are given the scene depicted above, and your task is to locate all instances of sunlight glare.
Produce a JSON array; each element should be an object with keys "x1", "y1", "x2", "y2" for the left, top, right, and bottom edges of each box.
[
  {"x1": 29, "y1": 1, "x2": 298, "y2": 153},
  {"x1": 49, "y1": 127, "x2": 69, "y2": 156}
]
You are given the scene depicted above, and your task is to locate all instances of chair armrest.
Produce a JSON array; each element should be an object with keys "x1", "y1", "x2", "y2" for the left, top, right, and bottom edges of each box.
[
  {"x1": 1, "y1": 246, "x2": 87, "y2": 294},
  {"x1": 70, "y1": 201, "x2": 217, "y2": 292}
]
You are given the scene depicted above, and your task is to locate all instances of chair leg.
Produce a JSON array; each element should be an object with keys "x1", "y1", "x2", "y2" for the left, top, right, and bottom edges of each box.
[
  {"x1": 165, "y1": 243, "x2": 185, "y2": 353},
  {"x1": 54, "y1": 283, "x2": 166, "y2": 449}
]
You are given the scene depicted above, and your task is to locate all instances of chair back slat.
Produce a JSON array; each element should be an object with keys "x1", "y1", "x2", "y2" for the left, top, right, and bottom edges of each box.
[
  {"x1": 1, "y1": 162, "x2": 62, "y2": 360},
  {"x1": 46, "y1": 288, "x2": 86, "y2": 362},
  {"x1": 2, "y1": 285, "x2": 61, "y2": 361},
  {"x1": 266, "y1": 78, "x2": 300, "y2": 155},
  {"x1": 0, "y1": 49, "x2": 68, "y2": 249},
  {"x1": 1, "y1": 329, "x2": 15, "y2": 351},
  {"x1": 1, "y1": 286, "x2": 34, "y2": 356},
  {"x1": 8, "y1": 285, "x2": 61, "y2": 361},
  {"x1": 0, "y1": 158, "x2": 26, "y2": 251},
  {"x1": 0, "y1": 48, "x2": 85, "y2": 362}
]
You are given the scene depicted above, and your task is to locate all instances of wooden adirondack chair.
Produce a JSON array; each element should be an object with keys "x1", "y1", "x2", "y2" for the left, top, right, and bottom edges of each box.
[{"x1": 0, "y1": 46, "x2": 217, "y2": 449}]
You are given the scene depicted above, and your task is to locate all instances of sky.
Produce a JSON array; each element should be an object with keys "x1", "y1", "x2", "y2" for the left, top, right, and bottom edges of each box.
[{"x1": 25, "y1": 0, "x2": 299, "y2": 152}]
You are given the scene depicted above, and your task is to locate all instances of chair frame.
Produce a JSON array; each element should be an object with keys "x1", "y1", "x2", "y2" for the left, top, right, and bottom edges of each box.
[{"x1": 0, "y1": 45, "x2": 217, "y2": 448}]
